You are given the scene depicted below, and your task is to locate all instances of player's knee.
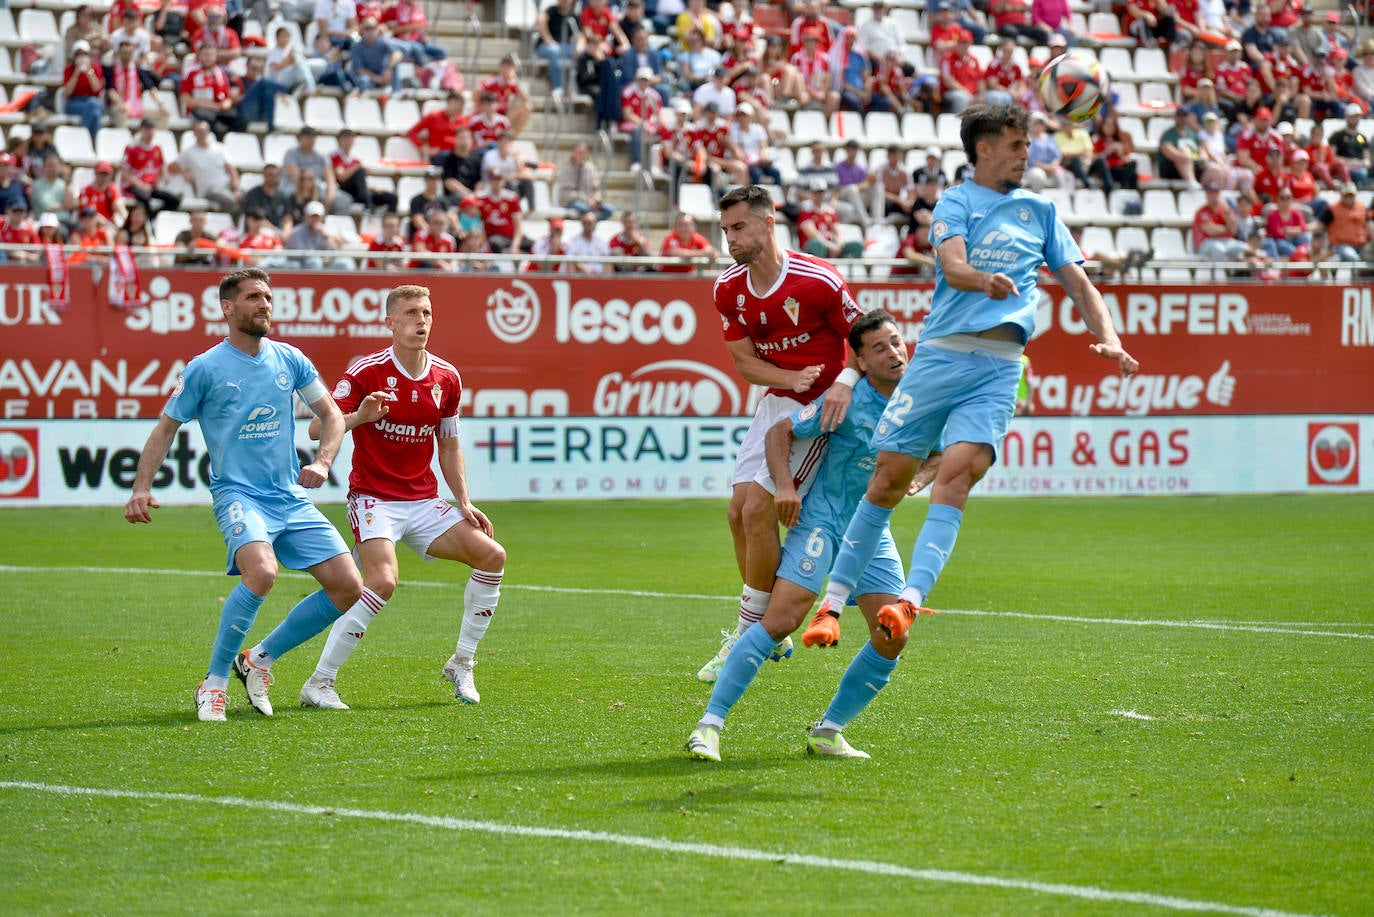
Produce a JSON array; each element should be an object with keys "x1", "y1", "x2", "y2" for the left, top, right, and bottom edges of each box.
[
  {"x1": 761, "y1": 608, "x2": 804, "y2": 641},
  {"x1": 479, "y1": 541, "x2": 506, "y2": 572},
  {"x1": 365, "y1": 573, "x2": 398, "y2": 601},
  {"x1": 726, "y1": 500, "x2": 745, "y2": 536},
  {"x1": 330, "y1": 577, "x2": 363, "y2": 612},
  {"x1": 239, "y1": 564, "x2": 276, "y2": 595}
]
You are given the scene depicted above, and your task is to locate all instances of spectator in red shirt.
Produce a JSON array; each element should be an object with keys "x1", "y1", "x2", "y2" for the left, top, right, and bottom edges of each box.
[
  {"x1": 80, "y1": 161, "x2": 128, "y2": 229},
  {"x1": 1192, "y1": 183, "x2": 1248, "y2": 261},
  {"x1": 796, "y1": 185, "x2": 863, "y2": 259},
  {"x1": 608, "y1": 210, "x2": 652, "y2": 271},
  {"x1": 478, "y1": 53, "x2": 532, "y2": 137},
  {"x1": 892, "y1": 209, "x2": 935, "y2": 276},
  {"x1": 1262, "y1": 188, "x2": 1316, "y2": 259},
  {"x1": 410, "y1": 206, "x2": 458, "y2": 271},
  {"x1": 237, "y1": 209, "x2": 289, "y2": 270},
  {"x1": 191, "y1": 8, "x2": 242, "y2": 64},
  {"x1": 475, "y1": 178, "x2": 526, "y2": 253},
  {"x1": 1252, "y1": 146, "x2": 1292, "y2": 206},
  {"x1": 938, "y1": 29, "x2": 983, "y2": 114},
  {"x1": 1304, "y1": 122, "x2": 1352, "y2": 190},
  {"x1": 73, "y1": 206, "x2": 113, "y2": 264},
  {"x1": 63, "y1": 40, "x2": 106, "y2": 139},
  {"x1": 366, "y1": 211, "x2": 410, "y2": 271},
  {"x1": 989, "y1": 0, "x2": 1048, "y2": 46},
  {"x1": 407, "y1": 91, "x2": 468, "y2": 163},
  {"x1": 181, "y1": 44, "x2": 241, "y2": 140},
  {"x1": 0, "y1": 201, "x2": 39, "y2": 263},
  {"x1": 657, "y1": 211, "x2": 717, "y2": 272},
  {"x1": 331, "y1": 129, "x2": 398, "y2": 214}
]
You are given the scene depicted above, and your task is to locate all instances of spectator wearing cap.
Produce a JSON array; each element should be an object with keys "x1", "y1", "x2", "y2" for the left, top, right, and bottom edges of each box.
[
  {"x1": 788, "y1": 0, "x2": 838, "y2": 57},
  {"x1": 332, "y1": 130, "x2": 398, "y2": 214},
  {"x1": 1184, "y1": 79, "x2": 1225, "y2": 128},
  {"x1": 243, "y1": 163, "x2": 293, "y2": 232},
  {"x1": 408, "y1": 168, "x2": 449, "y2": 238},
  {"x1": 62, "y1": 41, "x2": 106, "y2": 140},
  {"x1": 619, "y1": 28, "x2": 666, "y2": 99},
  {"x1": 121, "y1": 118, "x2": 180, "y2": 216},
  {"x1": 527, "y1": 217, "x2": 568, "y2": 273},
  {"x1": 1305, "y1": 122, "x2": 1351, "y2": 190},
  {"x1": 989, "y1": 0, "x2": 1049, "y2": 48},
  {"x1": 679, "y1": 28, "x2": 724, "y2": 90},
  {"x1": 1192, "y1": 183, "x2": 1248, "y2": 262},
  {"x1": 657, "y1": 212, "x2": 716, "y2": 273},
  {"x1": 938, "y1": 29, "x2": 983, "y2": 115},
  {"x1": 478, "y1": 54, "x2": 533, "y2": 138},
  {"x1": 1215, "y1": 41, "x2": 1252, "y2": 109},
  {"x1": 927, "y1": 3, "x2": 964, "y2": 58},
  {"x1": 1157, "y1": 108, "x2": 1203, "y2": 188},
  {"x1": 1296, "y1": 46, "x2": 1342, "y2": 121},
  {"x1": 791, "y1": 26, "x2": 840, "y2": 119},
  {"x1": 30, "y1": 155, "x2": 75, "y2": 226},
  {"x1": 1197, "y1": 111, "x2": 1235, "y2": 182},
  {"x1": 73, "y1": 205, "x2": 113, "y2": 263},
  {"x1": 617, "y1": 0, "x2": 649, "y2": 40},
  {"x1": 349, "y1": 16, "x2": 404, "y2": 94},
  {"x1": 1267, "y1": 33, "x2": 1303, "y2": 99},
  {"x1": 608, "y1": 210, "x2": 651, "y2": 271},
  {"x1": 693, "y1": 66, "x2": 737, "y2": 118},
  {"x1": 173, "y1": 209, "x2": 220, "y2": 266},
  {"x1": 534, "y1": 0, "x2": 586, "y2": 95},
  {"x1": 728, "y1": 103, "x2": 781, "y2": 186},
  {"x1": 556, "y1": 141, "x2": 614, "y2": 220},
  {"x1": 407, "y1": 92, "x2": 469, "y2": 164},
  {"x1": 911, "y1": 145, "x2": 949, "y2": 199},
  {"x1": 1262, "y1": 187, "x2": 1317, "y2": 260},
  {"x1": 859, "y1": 0, "x2": 905, "y2": 61},
  {"x1": 469, "y1": 92, "x2": 514, "y2": 150},
  {"x1": 79, "y1": 161, "x2": 129, "y2": 230},
  {"x1": 1323, "y1": 183, "x2": 1372, "y2": 261},
  {"x1": 456, "y1": 195, "x2": 484, "y2": 236},
  {"x1": 439, "y1": 127, "x2": 484, "y2": 201},
  {"x1": 168, "y1": 120, "x2": 242, "y2": 216},
  {"x1": 1235, "y1": 105, "x2": 1282, "y2": 175},
  {"x1": 0, "y1": 202, "x2": 39, "y2": 263},
  {"x1": 563, "y1": 210, "x2": 611, "y2": 273},
  {"x1": 620, "y1": 67, "x2": 665, "y2": 168},
  {"x1": 37, "y1": 213, "x2": 65, "y2": 248},
  {"x1": 1323, "y1": 12, "x2": 1352, "y2": 56},
  {"x1": 1125, "y1": 0, "x2": 1176, "y2": 49},
  {"x1": 1288, "y1": 149, "x2": 1326, "y2": 217},
  {"x1": 287, "y1": 200, "x2": 353, "y2": 270},
  {"x1": 1329, "y1": 104, "x2": 1370, "y2": 188},
  {"x1": 282, "y1": 127, "x2": 352, "y2": 215},
  {"x1": 181, "y1": 44, "x2": 242, "y2": 140}
]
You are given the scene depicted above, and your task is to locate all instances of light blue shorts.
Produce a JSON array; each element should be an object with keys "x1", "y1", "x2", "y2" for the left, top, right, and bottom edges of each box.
[
  {"x1": 778, "y1": 519, "x2": 905, "y2": 599},
  {"x1": 213, "y1": 489, "x2": 350, "y2": 576},
  {"x1": 872, "y1": 338, "x2": 1022, "y2": 463}
]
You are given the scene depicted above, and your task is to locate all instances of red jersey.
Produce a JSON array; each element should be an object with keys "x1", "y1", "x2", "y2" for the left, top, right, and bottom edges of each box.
[
  {"x1": 712, "y1": 251, "x2": 861, "y2": 401},
  {"x1": 191, "y1": 26, "x2": 242, "y2": 54},
  {"x1": 367, "y1": 236, "x2": 408, "y2": 269},
  {"x1": 122, "y1": 143, "x2": 165, "y2": 188},
  {"x1": 1298, "y1": 62, "x2": 1328, "y2": 95},
  {"x1": 619, "y1": 83, "x2": 662, "y2": 131},
  {"x1": 1287, "y1": 169, "x2": 1316, "y2": 201},
  {"x1": 1265, "y1": 52, "x2": 1300, "y2": 86},
  {"x1": 332, "y1": 347, "x2": 463, "y2": 502},
  {"x1": 477, "y1": 189, "x2": 522, "y2": 238},
  {"x1": 1265, "y1": 206, "x2": 1306, "y2": 241},
  {"x1": 330, "y1": 148, "x2": 361, "y2": 176},
  {"x1": 355, "y1": 0, "x2": 383, "y2": 22},
  {"x1": 238, "y1": 230, "x2": 282, "y2": 252},
  {"x1": 990, "y1": 0, "x2": 1031, "y2": 29},
  {"x1": 928, "y1": 22, "x2": 963, "y2": 49},
  {"x1": 985, "y1": 59, "x2": 1023, "y2": 91},
  {"x1": 1191, "y1": 203, "x2": 1234, "y2": 248},
  {"x1": 63, "y1": 63, "x2": 105, "y2": 98},
  {"x1": 791, "y1": 51, "x2": 831, "y2": 96},
  {"x1": 1252, "y1": 166, "x2": 1292, "y2": 203},
  {"x1": 80, "y1": 182, "x2": 121, "y2": 220},
  {"x1": 0, "y1": 218, "x2": 37, "y2": 246},
  {"x1": 608, "y1": 232, "x2": 648, "y2": 258},
  {"x1": 478, "y1": 74, "x2": 522, "y2": 114},
  {"x1": 382, "y1": 0, "x2": 431, "y2": 40},
  {"x1": 409, "y1": 228, "x2": 457, "y2": 266},
  {"x1": 1178, "y1": 64, "x2": 1209, "y2": 95},
  {"x1": 406, "y1": 110, "x2": 467, "y2": 151},
  {"x1": 468, "y1": 111, "x2": 512, "y2": 148},
  {"x1": 696, "y1": 120, "x2": 729, "y2": 157},
  {"x1": 659, "y1": 230, "x2": 712, "y2": 273},
  {"x1": 181, "y1": 64, "x2": 232, "y2": 106},
  {"x1": 580, "y1": 4, "x2": 616, "y2": 40},
  {"x1": 76, "y1": 226, "x2": 113, "y2": 249},
  {"x1": 1236, "y1": 126, "x2": 1283, "y2": 167},
  {"x1": 789, "y1": 17, "x2": 832, "y2": 56},
  {"x1": 1214, "y1": 60, "x2": 1252, "y2": 96},
  {"x1": 796, "y1": 204, "x2": 839, "y2": 249},
  {"x1": 941, "y1": 50, "x2": 983, "y2": 93}
]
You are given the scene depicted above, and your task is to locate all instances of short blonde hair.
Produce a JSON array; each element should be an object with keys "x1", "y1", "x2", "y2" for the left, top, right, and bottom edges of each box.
[{"x1": 386, "y1": 284, "x2": 431, "y2": 315}]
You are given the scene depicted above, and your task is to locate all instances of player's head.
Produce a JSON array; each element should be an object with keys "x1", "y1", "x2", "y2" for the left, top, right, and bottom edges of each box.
[
  {"x1": 960, "y1": 103, "x2": 1031, "y2": 193},
  {"x1": 848, "y1": 309, "x2": 907, "y2": 390},
  {"x1": 386, "y1": 284, "x2": 433, "y2": 346},
  {"x1": 718, "y1": 185, "x2": 776, "y2": 265},
  {"x1": 220, "y1": 269, "x2": 273, "y2": 338}
]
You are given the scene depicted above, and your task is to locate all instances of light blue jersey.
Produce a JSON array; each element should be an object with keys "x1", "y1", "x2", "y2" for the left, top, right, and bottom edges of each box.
[
  {"x1": 926, "y1": 180, "x2": 1081, "y2": 343},
  {"x1": 779, "y1": 377, "x2": 904, "y2": 598},
  {"x1": 164, "y1": 338, "x2": 322, "y2": 501}
]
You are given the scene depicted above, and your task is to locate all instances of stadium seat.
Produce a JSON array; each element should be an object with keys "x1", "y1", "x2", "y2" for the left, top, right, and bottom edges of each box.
[
  {"x1": 351, "y1": 134, "x2": 383, "y2": 169},
  {"x1": 1134, "y1": 47, "x2": 1174, "y2": 81},
  {"x1": 1118, "y1": 114, "x2": 1148, "y2": 150},
  {"x1": 865, "y1": 222, "x2": 900, "y2": 280},
  {"x1": 1116, "y1": 225, "x2": 1151, "y2": 256},
  {"x1": 263, "y1": 132, "x2": 297, "y2": 164},
  {"x1": 1151, "y1": 226, "x2": 1189, "y2": 259},
  {"x1": 505, "y1": 0, "x2": 540, "y2": 31},
  {"x1": 344, "y1": 96, "x2": 387, "y2": 135},
  {"x1": 303, "y1": 96, "x2": 345, "y2": 135},
  {"x1": 223, "y1": 133, "x2": 265, "y2": 172},
  {"x1": 1175, "y1": 188, "x2": 1207, "y2": 217},
  {"x1": 0, "y1": 9, "x2": 16, "y2": 45},
  {"x1": 0, "y1": 48, "x2": 14, "y2": 81},
  {"x1": 529, "y1": 179, "x2": 567, "y2": 218},
  {"x1": 383, "y1": 136, "x2": 423, "y2": 162},
  {"x1": 830, "y1": 110, "x2": 863, "y2": 143},
  {"x1": 1112, "y1": 82, "x2": 1140, "y2": 116},
  {"x1": 153, "y1": 209, "x2": 190, "y2": 246},
  {"x1": 395, "y1": 175, "x2": 425, "y2": 212},
  {"x1": 1139, "y1": 81, "x2": 1176, "y2": 110},
  {"x1": 384, "y1": 98, "x2": 421, "y2": 136},
  {"x1": 1079, "y1": 225, "x2": 1118, "y2": 258},
  {"x1": 771, "y1": 146, "x2": 798, "y2": 185},
  {"x1": 935, "y1": 113, "x2": 962, "y2": 148},
  {"x1": 1145, "y1": 116, "x2": 1171, "y2": 150},
  {"x1": 750, "y1": 4, "x2": 788, "y2": 37},
  {"x1": 1087, "y1": 12, "x2": 1123, "y2": 36},
  {"x1": 765, "y1": 107, "x2": 790, "y2": 138},
  {"x1": 1109, "y1": 188, "x2": 1142, "y2": 220},
  {"x1": 95, "y1": 128, "x2": 131, "y2": 166},
  {"x1": 1073, "y1": 189, "x2": 1112, "y2": 225},
  {"x1": 791, "y1": 109, "x2": 830, "y2": 146},
  {"x1": 274, "y1": 94, "x2": 304, "y2": 133},
  {"x1": 203, "y1": 211, "x2": 234, "y2": 237},
  {"x1": 677, "y1": 182, "x2": 717, "y2": 223},
  {"x1": 1142, "y1": 189, "x2": 1181, "y2": 224},
  {"x1": 864, "y1": 111, "x2": 901, "y2": 150},
  {"x1": 53, "y1": 125, "x2": 97, "y2": 167},
  {"x1": 772, "y1": 221, "x2": 793, "y2": 250},
  {"x1": 901, "y1": 112, "x2": 937, "y2": 149},
  {"x1": 1098, "y1": 47, "x2": 1135, "y2": 82},
  {"x1": 16, "y1": 9, "x2": 60, "y2": 46}
]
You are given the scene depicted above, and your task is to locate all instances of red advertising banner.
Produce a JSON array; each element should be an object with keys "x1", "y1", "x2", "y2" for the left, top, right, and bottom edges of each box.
[{"x1": 1, "y1": 267, "x2": 1371, "y2": 419}]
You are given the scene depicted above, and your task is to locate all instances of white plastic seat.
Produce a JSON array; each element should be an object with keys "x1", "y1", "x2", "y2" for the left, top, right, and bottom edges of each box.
[
  {"x1": 350, "y1": 135, "x2": 383, "y2": 169},
  {"x1": 396, "y1": 175, "x2": 425, "y2": 212},
  {"x1": 95, "y1": 128, "x2": 132, "y2": 166},
  {"x1": 935, "y1": 113, "x2": 961, "y2": 148},
  {"x1": 383, "y1": 98, "x2": 421, "y2": 136},
  {"x1": 53, "y1": 125, "x2": 97, "y2": 167},
  {"x1": 153, "y1": 209, "x2": 190, "y2": 246},
  {"x1": 791, "y1": 109, "x2": 829, "y2": 146},
  {"x1": 677, "y1": 182, "x2": 717, "y2": 223},
  {"x1": 830, "y1": 110, "x2": 863, "y2": 143},
  {"x1": 1079, "y1": 225, "x2": 1117, "y2": 257},
  {"x1": 383, "y1": 136, "x2": 423, "y2": 161},
  {"x1": 1142, "y1": 189, "x2": 1181, "y2": 223},
  {"x1": 17, "y1": 9, "x2": 60, "y2": 45},
  {"x1": 1134, "y1": 47, "x2": 1173, "y2": 81},
  {"x1": 263, "y1": 132, "x2": 296, "y2": 164},
  {"x1": 344, "y1": 96, "x2": 387, "y2": 135},
  {"x1": 1139, "y1": 81, "x2": 1176, "y2": 110},
  {"x1": 1098, "y1": 47, "x2": 1135, "y2": 82},
  {"x1": 1087, "y1": 12, "x2": 1123, "y2": 36},
  {"x1": 901, "y1": 112, "x2": 937, "y2": 148},
  {"x1": 1073, "y1": 189, "x2": 1111, "y2": 224},
  {"x1": 274, "y1": 94, "x2": 303, "y2": 133},
  {"x1": 864, "y1": 111, "x2": 901, "y2": 150},
  {"x1": 302, "y1": 96, "x2": 345, "y2": 135},
  {"x1": 223, "y1": 132, "x2": 264, "y2": 172}
]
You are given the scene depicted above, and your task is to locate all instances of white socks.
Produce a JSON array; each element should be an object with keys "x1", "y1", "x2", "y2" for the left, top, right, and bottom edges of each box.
[
  {"x1": 314, "y1": 588, "x2": 386, "y2": 680},
  {"x1": 456, "y1": 569, "x2": 503, "y2": 658},
  {"x1": 737, "y1": 584, "x2": 770, "y2": 632}
]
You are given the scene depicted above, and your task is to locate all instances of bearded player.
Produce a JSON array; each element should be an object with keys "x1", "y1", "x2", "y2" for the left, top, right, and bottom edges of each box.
[
  {"x1": 696, "y1": 184, "x2": 864, "y2": 683},
  {"x1": 301, "y1": 284, "x2": 505, "y2": 709}
]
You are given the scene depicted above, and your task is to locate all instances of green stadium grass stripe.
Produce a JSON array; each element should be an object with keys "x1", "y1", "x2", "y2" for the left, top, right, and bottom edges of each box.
[
  {"x1": 1, "y1": 564, "x2": 1369, "y2": 640},
  {"x1": 0, "y1": 781, "x2": 1326, "y2": 917}
]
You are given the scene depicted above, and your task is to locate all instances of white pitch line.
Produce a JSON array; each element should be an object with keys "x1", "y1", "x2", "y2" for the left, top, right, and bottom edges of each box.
[
  {"x1": 1, "y1": 565, "x2": 1370, "y2": 640},
  {"x1": 0, "y1": 781, "x2": 1326, "y2": 917}
]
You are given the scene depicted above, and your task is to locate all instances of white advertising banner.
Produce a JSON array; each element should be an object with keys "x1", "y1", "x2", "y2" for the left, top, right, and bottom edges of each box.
[{"x1": 0, "y1": 415, "x2": 1368, "y2": 508}]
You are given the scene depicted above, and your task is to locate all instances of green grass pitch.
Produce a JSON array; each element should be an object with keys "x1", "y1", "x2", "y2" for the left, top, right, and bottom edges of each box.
[{"x1": 1, "y1": 496, "x2": 1370, "y2": 916}]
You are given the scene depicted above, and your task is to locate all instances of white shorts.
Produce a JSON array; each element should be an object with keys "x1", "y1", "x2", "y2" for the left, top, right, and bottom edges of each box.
[
  {"x1": 347, "y1": 494, "x2": 465, "y2": 561},
  {"x1": 731, "y1": 392, "x2": 828, "y2": 497}
]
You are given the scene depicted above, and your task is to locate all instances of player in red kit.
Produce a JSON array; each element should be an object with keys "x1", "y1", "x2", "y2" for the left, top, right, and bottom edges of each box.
[
  {"x1": 302, "y1": 285, "x2": 505, "y2": 708},
  {"x1": 696, "y1": 184, "x2": 863, "y2": 682}
]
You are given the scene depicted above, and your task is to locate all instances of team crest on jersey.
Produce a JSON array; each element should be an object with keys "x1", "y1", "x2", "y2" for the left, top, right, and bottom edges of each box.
[
  {"x1": 782, "y1": 297, "x2": 800, "y2": 325},
  {"x1": 1018, "y1": 207, "x2": 1031, "y2": 223},
  {"x1": 387, "y1": 376, "x2": 398, "y2": 388},
  {"x1": 364, "y1": 512, "x2": 374, "y2": 526},
  {"x1": 431, "y1": 384, "x2": 442, "y2": 408},
  {"x1": 736, "y1": 294, "x2": 745, "y2": 311},
  {"x1": 932, "y1": 220, "x2": 947, "y2": 239},
  {"x1": 332, "y1": 379, "x2": 351, "y2": 399},
  {"x1": 799, "y1": 402, "x2": 820, "y2": 421},
  {"x1": 275, "y1": 372, "x2": 291, "y2": 390},
  {"x1": 172, "y1": 374, "x2": 185, "y2": 397}
]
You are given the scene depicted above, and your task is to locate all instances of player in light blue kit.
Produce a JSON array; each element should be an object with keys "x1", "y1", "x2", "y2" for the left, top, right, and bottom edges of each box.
[
  {"x1": 804, "y1": 103, "x2": 1139, "y2": 651},
  {"x1": 124, "y1": 268, "x2": 363, "y2": 722},
  {"x1": 686, "y1": 311, "x2": 938, "y2": 761}
]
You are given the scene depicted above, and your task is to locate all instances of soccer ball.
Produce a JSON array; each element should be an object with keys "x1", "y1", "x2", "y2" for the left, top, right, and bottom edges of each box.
[{"x1": 1038, "y1": 52, "x2": 1109, "y2": 124}]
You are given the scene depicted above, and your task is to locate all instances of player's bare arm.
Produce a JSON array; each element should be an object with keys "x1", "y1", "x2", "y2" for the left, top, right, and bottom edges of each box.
[
  {"x1": 301, "y1": 392, "x2": 345, "y2": 488},
  {"x1": 1053, "y1": 262, "x2": 1140, "y2": 377},
  {"x1": 724, "y1": 336, "x2": 823, "y2": 393},
  {"x1": 764, "y1": 417, "x2": 802, "y2": 528},
  {"x1": 937, "y1": 236, "x2": 1017, "y2": 299},
  {"x1": 307, "y1": 391, "x2": 396, "y2": 440},
  {"x1": 438, "y1": 436, "x2": 494, "y2": 537},
  {"x1": 817, "y1": 350, "x2": 858, "y2": 432},
  {"x1": 124, "y1": 414, "x2": 183, "y2": 524}
]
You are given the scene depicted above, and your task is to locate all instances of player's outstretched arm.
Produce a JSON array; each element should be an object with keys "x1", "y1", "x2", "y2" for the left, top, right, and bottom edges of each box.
[
  {"x1": 438, "y1": 436, "x2": 494, "y2": 537},
  {"x1": 124, "y1": 414, "x2": 183, "y2": 524},
  {"x1": 301, "y1": 392, "x2": 345, "y2": 488},
  {"x1": 307, "y1": 391, "x2": 395, "y2": 440},
  {"x1": 1053, "y1": 262, "x2": 1140, "y2": 377},
  {"x1": 764, "y1": 416, "x2": 802, "y2": 528}
]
